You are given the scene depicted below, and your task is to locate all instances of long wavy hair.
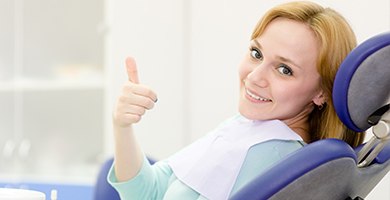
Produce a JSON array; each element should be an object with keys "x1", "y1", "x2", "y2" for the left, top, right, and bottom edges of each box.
[{"x1": 251, "y1": 1, "x2": 365, "y2": 147}]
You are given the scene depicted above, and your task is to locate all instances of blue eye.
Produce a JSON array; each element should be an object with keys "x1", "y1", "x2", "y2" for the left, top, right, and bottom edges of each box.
[
  {"x1": 250, "y1": 48, "x2": 263, "y2": 60},
  {"x1": 277, "y1": 64, "x2": 293, "y2": 76}
]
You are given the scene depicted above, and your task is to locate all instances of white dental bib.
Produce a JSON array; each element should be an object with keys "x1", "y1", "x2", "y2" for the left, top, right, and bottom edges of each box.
[{"x1": 167, "y1": 115, "x2": 303, "y2": 200}]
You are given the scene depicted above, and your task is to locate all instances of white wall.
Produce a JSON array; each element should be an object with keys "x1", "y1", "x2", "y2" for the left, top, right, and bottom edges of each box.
[
  {"x1": 105, "y1": 0, "x2": 186, "y2": 160},
  {"x1": 106, "y1": 0, "x2": 390, "y2": 198}
]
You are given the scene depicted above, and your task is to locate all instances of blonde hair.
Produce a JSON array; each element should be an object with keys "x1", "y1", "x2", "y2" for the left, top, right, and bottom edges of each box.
[{"x1": 251, "y1": 1, "x2": 365, "y2": 147}]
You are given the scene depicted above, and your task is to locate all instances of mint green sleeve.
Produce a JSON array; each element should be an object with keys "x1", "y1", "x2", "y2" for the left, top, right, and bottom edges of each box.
[{"x1": 107, "y1": 156, "x2": 173, "y2": 200}]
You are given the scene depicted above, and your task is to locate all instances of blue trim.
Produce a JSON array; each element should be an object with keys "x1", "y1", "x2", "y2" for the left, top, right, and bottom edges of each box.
[
  {"x1": 0, "y1": 182, "x2": 93, "y2": 200},
  {"x1": 333, "y1": 32, "x2": 390, "y2": 132}
]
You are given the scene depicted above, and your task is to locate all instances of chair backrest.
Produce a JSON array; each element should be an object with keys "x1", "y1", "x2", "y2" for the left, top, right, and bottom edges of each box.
[
  {"x1": 231, "y1": 31, "x2": 390, "y2": 200},
  {"x1": 230, "y1": 139, "x2": 390, "y2": 200},
  {"x1": 93, "y1": 158, "x2": 120, "y2": 200}
]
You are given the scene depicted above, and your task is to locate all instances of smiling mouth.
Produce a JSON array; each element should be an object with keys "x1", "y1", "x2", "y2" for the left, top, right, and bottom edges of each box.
[{"x1": 245, "y1": 89, "x2": 272, "y2": 102}]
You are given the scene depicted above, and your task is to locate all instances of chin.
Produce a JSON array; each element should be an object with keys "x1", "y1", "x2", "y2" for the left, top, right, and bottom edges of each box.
[
  {"x1": 238, "y1": 101, "x2": 276, "y2": 121},
  {"x1": 238, "y1": 105, "x2": 259, "y2": 120}
]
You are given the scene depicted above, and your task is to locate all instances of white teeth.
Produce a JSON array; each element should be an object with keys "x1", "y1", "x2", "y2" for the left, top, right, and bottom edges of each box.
[{"x1": 246, "y1": 89, "x2": 271, "y2": 102}]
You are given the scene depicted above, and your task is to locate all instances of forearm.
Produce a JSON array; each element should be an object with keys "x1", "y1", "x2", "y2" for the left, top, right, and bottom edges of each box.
[{"x1": 113, "y1": 124, "x2": 144, "y2": 182}]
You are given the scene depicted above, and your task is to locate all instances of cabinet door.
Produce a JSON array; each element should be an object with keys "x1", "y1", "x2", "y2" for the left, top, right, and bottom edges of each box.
[
  {"x1": 19, "y1": 0, "x2": 105, "y2": 181},
  {"x1": 0, "y1": 0, "x2": 16, "y2": 175},
  {"x1": 0, "y1": 0, "x2": 105, "y2": 182}
]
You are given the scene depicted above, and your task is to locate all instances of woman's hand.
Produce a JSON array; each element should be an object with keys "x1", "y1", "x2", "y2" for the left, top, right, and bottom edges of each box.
[{"x1": 113, "y1": 57, "x2": 158, "y2": 127}]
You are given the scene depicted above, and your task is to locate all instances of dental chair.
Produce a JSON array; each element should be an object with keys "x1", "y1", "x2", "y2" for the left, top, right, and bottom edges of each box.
[
  {"x1": 231, "y1": 31, "x2": 390, "y2": 200},
  {"x1": 93, "y1": 32, "x2": 390, "y2": 200}
]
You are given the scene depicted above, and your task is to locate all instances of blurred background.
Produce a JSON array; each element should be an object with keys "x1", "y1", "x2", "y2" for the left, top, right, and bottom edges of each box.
[{"x1": 0, "y1": 0, "x2": 388, "y2": 199}]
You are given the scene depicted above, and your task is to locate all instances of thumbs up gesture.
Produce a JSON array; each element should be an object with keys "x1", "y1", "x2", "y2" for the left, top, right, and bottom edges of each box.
[{"x1": 113, "y1": 57, "x2": 158, "y2": 127}]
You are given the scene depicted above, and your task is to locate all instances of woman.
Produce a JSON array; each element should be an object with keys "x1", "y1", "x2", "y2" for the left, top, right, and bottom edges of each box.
[{"x1": 109, "y1": 1, "x2": 365, "y2": 199}]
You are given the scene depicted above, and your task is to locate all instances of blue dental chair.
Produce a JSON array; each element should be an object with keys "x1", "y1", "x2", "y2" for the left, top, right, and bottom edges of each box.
[
  {"x1": 231, "y1": 31, "x2": 390, "y2": 200},
  {"x1": 93, "y1": 157, "x2": 120, "y2": 200},
  {"x1": 93, "y1": 32, "x2": 390, "y2": 200}
]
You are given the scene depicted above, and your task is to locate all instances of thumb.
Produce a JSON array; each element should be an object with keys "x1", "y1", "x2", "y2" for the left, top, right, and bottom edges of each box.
[{"x1": 125, "y1": 57, "x2": 139, "y2": 84}]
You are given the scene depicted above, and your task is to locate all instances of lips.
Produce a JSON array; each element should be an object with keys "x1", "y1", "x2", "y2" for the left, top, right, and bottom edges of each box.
[{"x1": 245, "y1": 89, "x2": 272, "y2": 102}]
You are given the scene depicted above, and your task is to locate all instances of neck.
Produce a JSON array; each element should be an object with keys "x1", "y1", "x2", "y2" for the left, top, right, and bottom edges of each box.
[
  {"x1": 283, "y1": 105, "x2": 314, "y2": 143},
  {"x1": 290, "y1": 124, "x2": 310, "y2": 143}
]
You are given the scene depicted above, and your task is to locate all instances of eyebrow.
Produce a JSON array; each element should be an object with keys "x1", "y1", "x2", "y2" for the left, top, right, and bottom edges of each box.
[{"x1": 252, "y1": 40, "x2": 302, "y2": 69}]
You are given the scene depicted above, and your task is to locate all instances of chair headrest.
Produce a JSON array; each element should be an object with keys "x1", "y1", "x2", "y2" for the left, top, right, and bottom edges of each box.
[{"x1": 333, "y1": 32, "x2": 390, "y2": 132}]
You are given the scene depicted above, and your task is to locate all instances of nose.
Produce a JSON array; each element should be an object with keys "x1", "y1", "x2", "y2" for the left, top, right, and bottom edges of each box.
[{"x1": 245, "y1": 63, "x2": 269, "y2": 88}]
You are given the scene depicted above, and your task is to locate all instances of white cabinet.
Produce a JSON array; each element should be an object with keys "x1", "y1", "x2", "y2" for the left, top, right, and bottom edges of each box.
[{"x1": 0, "y1": 0, "x2": 105, "y2": 183}]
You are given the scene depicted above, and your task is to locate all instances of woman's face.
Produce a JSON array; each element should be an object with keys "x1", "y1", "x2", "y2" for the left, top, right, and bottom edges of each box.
[{"x1": 238, "y1": 18, "x2": 324, "y2": 125}]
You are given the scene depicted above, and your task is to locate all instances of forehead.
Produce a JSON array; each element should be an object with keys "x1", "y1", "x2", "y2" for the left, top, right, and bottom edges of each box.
[{"x1": 256, "y1": 18, "x2": 319, "y2": 69}]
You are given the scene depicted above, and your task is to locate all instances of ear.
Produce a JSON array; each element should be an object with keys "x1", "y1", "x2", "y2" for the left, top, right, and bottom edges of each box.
[{"x1": 312, "y1": 90, "x2": 326, "y2": 106}]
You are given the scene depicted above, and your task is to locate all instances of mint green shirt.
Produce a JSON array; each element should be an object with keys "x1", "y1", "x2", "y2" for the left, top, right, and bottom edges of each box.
[{"x1": 108, "y1": 140, "x2": 304, "y2": 200}]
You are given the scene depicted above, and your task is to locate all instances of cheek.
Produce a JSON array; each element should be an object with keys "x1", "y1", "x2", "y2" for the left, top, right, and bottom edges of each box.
[
  {"x1": 276, "y1": 81, "x2": 319, "y2": 104},
  {"x1": 238, "y1": 60, "x2": 251, "y2": 80}
]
